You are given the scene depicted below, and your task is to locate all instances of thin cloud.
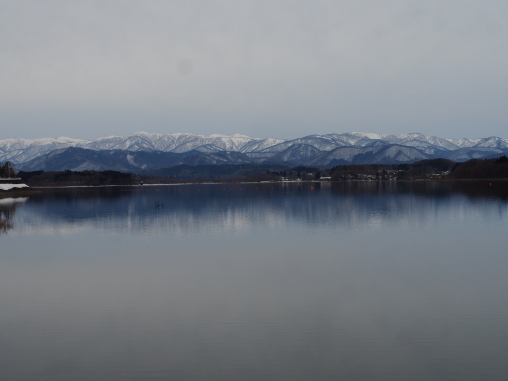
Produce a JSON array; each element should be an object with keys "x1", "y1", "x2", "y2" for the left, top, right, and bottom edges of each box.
[{"x1": 1, "y1": 0, "x2": 507, "y2": 139}]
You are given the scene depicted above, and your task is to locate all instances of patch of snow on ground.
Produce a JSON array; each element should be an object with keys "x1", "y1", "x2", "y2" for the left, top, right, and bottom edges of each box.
[{"x1": 0, "y1": 184, "x2": 29, "y2": 191}]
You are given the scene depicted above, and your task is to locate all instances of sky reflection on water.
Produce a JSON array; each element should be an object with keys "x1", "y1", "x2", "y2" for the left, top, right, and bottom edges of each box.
[{"x1": 1, "y1": 182, "x2": 507, "y2": 380}]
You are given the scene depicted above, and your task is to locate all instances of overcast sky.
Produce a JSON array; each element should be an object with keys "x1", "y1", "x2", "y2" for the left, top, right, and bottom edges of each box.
[{"x1": 1, "y1": 0, "x2": 507, "y2": 140}]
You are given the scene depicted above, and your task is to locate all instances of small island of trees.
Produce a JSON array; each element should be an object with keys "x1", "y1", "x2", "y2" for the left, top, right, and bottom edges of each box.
[{"x1": 0, "y1": 161, "x2": 17, "y2": 179}]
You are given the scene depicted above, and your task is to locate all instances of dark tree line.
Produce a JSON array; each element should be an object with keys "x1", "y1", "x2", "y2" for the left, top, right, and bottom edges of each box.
[
  {"x1": 450, "y1": 156, "x2": 508, "y2": 179},
  {"x1": 0, "y1": 161, "x2": 16, "y2": 178},
  {"x1": 328, "y1": 157, "x2": 508, "y2": 181}
]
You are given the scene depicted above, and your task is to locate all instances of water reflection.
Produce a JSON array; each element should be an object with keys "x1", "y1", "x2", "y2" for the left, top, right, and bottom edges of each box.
[
  {"x1": 1, "y1": 182, "x2": 508, "y2": 380},
  {"x1": 329, "y1": 180, "x2": 508, "y2": 201},
  {"x1": 0, "y1": 197, "x2": 27, "y2": 234},
  {"x1": 10, "y1": 181, "x2": 508, "y2": 236}
]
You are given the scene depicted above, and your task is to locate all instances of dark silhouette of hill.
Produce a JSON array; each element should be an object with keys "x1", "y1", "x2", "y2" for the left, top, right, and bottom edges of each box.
[{"x1": 450, "y1": 156, "x2": 508, "y2": 179}]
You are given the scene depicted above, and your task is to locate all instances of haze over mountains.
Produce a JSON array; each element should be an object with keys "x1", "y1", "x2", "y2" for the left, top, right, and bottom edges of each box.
[{"x1": 2, "y1": 132, "x2": 508, "y2": 173}]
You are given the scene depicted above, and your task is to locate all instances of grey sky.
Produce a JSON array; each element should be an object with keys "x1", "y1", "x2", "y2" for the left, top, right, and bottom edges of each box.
[{"x1": 1, "y1": 0, "x2": 507, "y2": 140}]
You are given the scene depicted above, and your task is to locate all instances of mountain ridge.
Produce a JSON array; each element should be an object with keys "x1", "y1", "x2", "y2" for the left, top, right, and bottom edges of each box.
[{"x1": 2, "y1": 131, "x2": 508, "y2": 172}]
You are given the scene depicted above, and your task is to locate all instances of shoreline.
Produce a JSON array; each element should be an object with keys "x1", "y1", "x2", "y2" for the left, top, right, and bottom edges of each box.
[{"x1": 21, "y1": 177, "x2": 508, "y2": 191}]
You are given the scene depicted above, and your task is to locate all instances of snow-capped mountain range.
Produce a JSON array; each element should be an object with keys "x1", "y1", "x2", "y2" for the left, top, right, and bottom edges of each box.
[{"x1": 2, "y1": 131, "x2": 508, "y2": 172}]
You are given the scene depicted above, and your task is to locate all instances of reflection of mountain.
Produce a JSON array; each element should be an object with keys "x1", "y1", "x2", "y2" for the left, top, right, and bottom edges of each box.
[
  {"x1": 0, "y1": 197, "x2": 27, "y2": 234},
  {"x1": 13, "y1": 182, "x2": 508, "y2": 235}
]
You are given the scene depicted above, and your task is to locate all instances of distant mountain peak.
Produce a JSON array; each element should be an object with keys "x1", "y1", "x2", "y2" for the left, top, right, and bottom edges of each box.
[
  {"x1": 349, "y1": 131, "x2": 385, "y2": 140},
  {"x1": 3, "y1": 131, "x2": 508, "y2": 171}
]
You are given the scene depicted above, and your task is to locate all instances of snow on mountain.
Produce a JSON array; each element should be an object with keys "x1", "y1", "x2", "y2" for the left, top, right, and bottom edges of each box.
[
  {"x1": 98, "y1": 132, "x2": 257, "y2": 153},
  {"x1": 0, "y1": 137, "x2": 86, "y2": 164},
  {"x1": 308, "y1": 145, "x2": 430, "y2": 166},
  {"x1": 471, "y1": 137, "x2": 508, "y2": 149},
  {"x1": 17, "y1": 147, "x2": 261, "y2": 172},
  {"x1": 0, "y1": 132, "x2": 262, "y2": 163},
  {"x1": 237, "y1": 138, "x2": 285, "y2": 153},
  {"x1": 308, "y1": 146, "x2": 366, "y2": 166},
  {"x1": 257, "y1": 136, "x2": 339, "y2": 154},
  {"x1": 379, "y1": 144, "x2": 432, "y2": 163},
  {"x1": 2, "y1": 131, "x2": 508, "y2": 171},
  {"x1": 442, "y1": 147, "x2": 508, "y2": 162},
  {"x1": 366, "y1": 133, "x2": 459, "y2": 152},
  {"x1": 271, "y1": 144, "x2": 321, "y2": 165},
  {"x1": 446, "y1": 138, "x2": 482, "y2": 148},
  {"x1": 349, "y1": 132, "x2": 385, "y2": 140}
]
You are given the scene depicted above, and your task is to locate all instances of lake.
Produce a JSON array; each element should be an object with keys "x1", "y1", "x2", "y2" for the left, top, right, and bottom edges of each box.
[{"x1": 1, "y1": 181, "x2": 508, "y2": 380}]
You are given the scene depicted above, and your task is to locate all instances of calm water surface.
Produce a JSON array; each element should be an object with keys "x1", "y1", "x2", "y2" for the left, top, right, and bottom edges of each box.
[{"x1": 1, "y1": 181, "x2": 508, "y2": 380}]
